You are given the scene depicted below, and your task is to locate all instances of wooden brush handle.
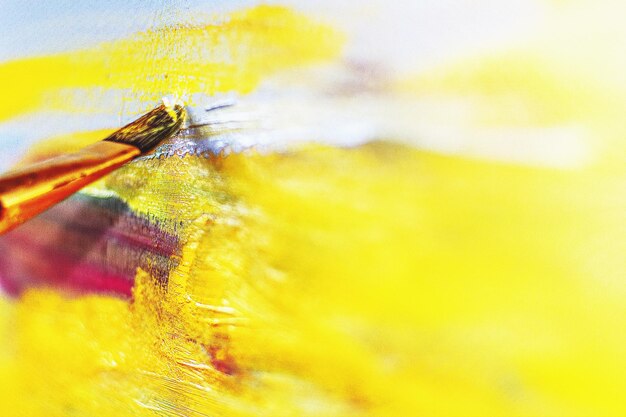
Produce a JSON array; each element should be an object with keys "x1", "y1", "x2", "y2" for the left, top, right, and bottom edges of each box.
[{"x1": 0, "y1": 141, "x2": 139, "y2": 235}]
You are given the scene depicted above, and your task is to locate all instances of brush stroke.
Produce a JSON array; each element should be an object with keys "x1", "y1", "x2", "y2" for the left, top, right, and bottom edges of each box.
[{"x1": 0, "y1": 5, "x2": 343, "y2": 122}]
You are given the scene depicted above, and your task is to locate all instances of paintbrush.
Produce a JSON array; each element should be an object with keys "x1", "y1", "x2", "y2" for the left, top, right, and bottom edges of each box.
[{"x1": 0, "y1": 101, "x2": 185, "y2": 235}]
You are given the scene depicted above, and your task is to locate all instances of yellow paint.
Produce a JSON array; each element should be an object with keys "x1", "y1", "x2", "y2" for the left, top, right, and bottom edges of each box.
[
  {"x1": 398, "y1": 52, "x2": 618, "y2": 126},
  {"x1": 396, "y1": 1, "x2": 626, "y2": 168},
  {"x1": 0, "y1": 142, "x2": 624, "y2": 416},
  {"x1": 0, "y1": 5, "x2": 343, "y2": 122}
]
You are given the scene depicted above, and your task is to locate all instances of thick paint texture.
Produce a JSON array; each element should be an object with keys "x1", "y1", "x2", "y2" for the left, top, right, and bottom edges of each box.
[{"x1": 0, "y1": 143, "x2": 625, "y2": 416}]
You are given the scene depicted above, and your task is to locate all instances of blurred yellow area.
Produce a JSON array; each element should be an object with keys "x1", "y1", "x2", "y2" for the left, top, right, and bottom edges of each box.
[{"x1": 399, "y1": 0, "x2": 626, "y2": 169}]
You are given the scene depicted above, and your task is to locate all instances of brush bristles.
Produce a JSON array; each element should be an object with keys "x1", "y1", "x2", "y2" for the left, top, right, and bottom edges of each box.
[{"x1": 104, "y1": 104, "x2": 186, "y2": 153}]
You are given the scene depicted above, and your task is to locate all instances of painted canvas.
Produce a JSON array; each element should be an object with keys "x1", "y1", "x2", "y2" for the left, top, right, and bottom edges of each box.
[{"x1": 0, "y1": 1, "x2": 625, "y2": 416}]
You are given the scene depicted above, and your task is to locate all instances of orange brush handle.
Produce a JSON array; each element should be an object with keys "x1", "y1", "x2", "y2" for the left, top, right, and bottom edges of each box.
[{"x1": 0, "y1": 141, "x2": 139, "y2": 234}]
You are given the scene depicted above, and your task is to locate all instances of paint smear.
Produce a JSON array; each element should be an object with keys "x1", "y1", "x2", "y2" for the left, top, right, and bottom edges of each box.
[
  {"x1": 395, "y1": 1, "x2": 626, "y2": 168},
  {"x1": 0, "y1": 5, "x2": 343, "y2": 122},
  {"x1": 0, "y1": 142, "x2": 624, "y2": 416},
  {"x1": 398, "y1": 52, "x2": 624, "y2": 127}
]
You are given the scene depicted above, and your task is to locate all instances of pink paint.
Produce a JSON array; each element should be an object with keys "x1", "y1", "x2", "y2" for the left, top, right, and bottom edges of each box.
[{"x1": 0, "y1": 194, "x2": 180, "y2": 298}]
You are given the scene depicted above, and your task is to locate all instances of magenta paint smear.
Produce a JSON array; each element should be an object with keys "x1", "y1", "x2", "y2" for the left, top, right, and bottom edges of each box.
[{"x1": 0, "y1": 193, "x2": 180, "y2": 298}]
